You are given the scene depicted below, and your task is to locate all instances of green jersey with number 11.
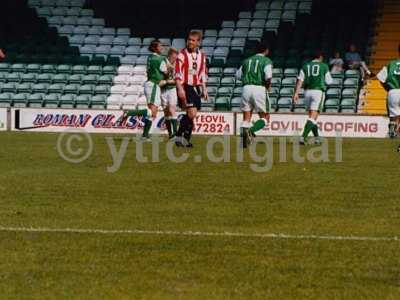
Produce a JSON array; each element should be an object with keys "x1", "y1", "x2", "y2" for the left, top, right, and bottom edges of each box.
[
  {"x1": 299, "y1": 60, "x2": 332, "y2": 91},
  {"x1": 240, "y1": 54, "x2": 273, "y2": 86}
]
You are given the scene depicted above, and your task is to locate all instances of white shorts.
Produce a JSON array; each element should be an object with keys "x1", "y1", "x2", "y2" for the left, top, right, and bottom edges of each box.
[
  {"x1": 144, "y1": 81, "x2": 161, "y2": 106},
  {"x1": 388, "y1": 89, "x2": 400, "y2": 117},
  {"x1": 304, "y1": 90, "x2": 325, "y2": 112},
  {"x1": 241, "y1": 85, "x2": 270, "y2": 113},
  {"x1": 161, "y1": 88, "x2": 178, "y2": 108}
]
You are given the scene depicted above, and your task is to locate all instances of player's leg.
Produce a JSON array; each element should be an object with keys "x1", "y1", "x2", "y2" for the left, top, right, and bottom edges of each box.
[
  {"x1": 388, "y1": 90, "x2": 400, "y2": 138},
  {"x1": 176, "y1": 86, "x2": 200, "y2": 147},
  {"x1": 301, "y1": 90, "x2": 322, "y2": 144},
  {"x1": 142, "y1": 82, "x2": 161, "y2": 139},
  {"x1": 161, "y1": 90, "x2": 173, "y2": 138},
  {"x1": 250, "y1": 86, "x2": 270, "y2": 136},
  {"x1": 240, "y1": 85, "x2": 253, "y2": 148},
  {"x1": 165, "y1": 89, "x2": 178, "y2": 138}
]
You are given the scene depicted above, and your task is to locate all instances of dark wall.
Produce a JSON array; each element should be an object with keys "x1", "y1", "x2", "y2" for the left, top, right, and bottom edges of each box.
[{"x1": 87, "y1": 0, "x2": 255, "y2": 37}]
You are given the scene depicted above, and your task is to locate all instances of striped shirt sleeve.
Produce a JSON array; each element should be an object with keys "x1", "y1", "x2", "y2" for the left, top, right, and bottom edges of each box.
[{"x1": 175, "y1": 52, "x2": 185, "y2": 82}]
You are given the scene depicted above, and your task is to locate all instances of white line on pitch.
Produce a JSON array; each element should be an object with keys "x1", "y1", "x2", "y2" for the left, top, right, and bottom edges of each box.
[{"x1": 0, "y1": 226, "x2": 398, "y2": 242}]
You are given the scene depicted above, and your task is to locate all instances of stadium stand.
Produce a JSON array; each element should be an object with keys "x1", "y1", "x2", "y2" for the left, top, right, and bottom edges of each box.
[
  {"x1": 361, "y1": 0, "x2": 400, "y2": 115},
  {"x1": 0, "y1": 0, "x2": 377, "y2": 113}
]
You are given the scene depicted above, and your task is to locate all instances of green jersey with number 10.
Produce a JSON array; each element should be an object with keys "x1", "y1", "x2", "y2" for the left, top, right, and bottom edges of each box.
[
  {"x1": 241, "y1": 54, "x2": 273, "y2": 86},
  {"x1": 300, "y1": 61, "x2": 330, "y2": 91}
]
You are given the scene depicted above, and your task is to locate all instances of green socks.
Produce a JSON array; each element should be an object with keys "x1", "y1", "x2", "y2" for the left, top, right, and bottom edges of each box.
[
  {"x1": 171, "y1": 119, "x2": 178, "y2": 136},
  {"x1": 165, "y1": 117, "x2": 178, "y2": 138},
  {"x1": 250, "y1": 119, "x2": 266, "y2": 134},
  {"x1": 302, "y1": 119, "x2": 319, "y2": 139},
  {"x1": 143, "y1": 118, "x2": 152, "y2": 138}
]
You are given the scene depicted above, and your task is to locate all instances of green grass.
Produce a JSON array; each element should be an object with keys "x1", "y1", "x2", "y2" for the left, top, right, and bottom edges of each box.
[{"x1": 0, "y1": 132, "x2": 399, "y2": 299}]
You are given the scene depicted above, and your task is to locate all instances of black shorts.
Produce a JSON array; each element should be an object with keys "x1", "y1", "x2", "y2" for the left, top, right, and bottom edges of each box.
[{"x1": 178, "y1": 85, "x2": 202, "y2": 110}]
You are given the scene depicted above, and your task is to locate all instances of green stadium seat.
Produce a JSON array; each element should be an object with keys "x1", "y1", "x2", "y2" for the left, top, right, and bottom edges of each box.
[
  {"x1": 345, "y1": 70, "x2": 360, "y2": 79},
  {"x1": 340, "y1": 99, "x2": 357, "y2": 113},
  {"x1": 43, "y1": 94, "x2": 60, "y2": 108},
  {"x1": 57, "y1": 64, "x2": 73, "y2": 74},
  {"x1": 11, "y1": 64, "x2": 27, "y2": 73},
  {"x1": 208, "y1": 67, "x2": 223, "y2": 77},
  {"x1": 17, "y1": 83, "x2": 32, "y2": 93},
  {"x1": 32, "y1": 83, "x2": 49, "y2": 94},
  {"x1": 0, "y1": 73, "x2": 6, "y2": 83},
  {"x1": 269, "y1": 87, "x2": 280, "y2": 98},
  {"x1": 277, "y1": 97, "x2": 293, "y2": 111},
  {"x1": 87, "y1": 65, "x2": 103, "y2": 75},
  {"x1": 102, "y1": 65, "x2": 117, "y2": 75},
  {"x1": 60, "y1": 94, "x2": 76, "y2": 108},
  {"x1": 326, "y1": 88, "x2": 341, "y2": 99},
  {"x1": 207, "y1": 87, "x2": 218, "y2": 98},
  {"x1": 6, "y1": 73, "x2": 21, "y2": 83},
  {"x1": 64, "y1": 84, "x2": 80, "y2": 94},
  {"x1": 53, "y1": 74, "x2": 69, "y2": 84},
  {"x1": 342, "y1": 88, "x2": 358, "y2": 100},
  {"x1": 230, "y1": 97, "x2": 241, "y2": 112},
  {"x1": 0, "y1": 63, "x2": 11, "y2": 72},
  {"x1": 343, "y1": 78, "x2": 359, "y2": 88},
  {"x1": 279, "y1": 87, "x2": 294, "y2": 97},
  {"x1": 331, "y1": 70, "x2": 344, "y2": 79},
  {"x1": 27, "y1": 94, "x2": 44, "y2": 108},
  {"x1": 91, "y1": 95, "x2": 106, "y2": 109},
  {"x1": 75, "y1": 95, "x2": 91, "y2": 108},
  {"x1": 37, "y1": 74, "x2": 53, "y2": 84},
  {"x1": 220, "y1": 77, "x2": 235, "y2": 87},
  {"x1": 284, "y1": 68, "x2": 298, "y2": 78},
  {"x1": 215, "y1": 97, "x2": 231, "y2": 111},
  {"x1": 72, "y1": 65, "x2": 88, "y2": 74},
  {"x1": 94, "y1": 85, "x2": 110, "y2": 95},
  {"x1": 233, "y1": 87, "x2": 243, "y2": 97},
  {"x1": 82, "y1": 75, "x2": 99, "y2": 84},
  {"x1": 1, "y1": 83, "x2": 16, "y2": 93},
  {"x1": 48, "y1": 83, "x2": 65, "y2": 94},
  {"x1": 270, "y1": 97, "x2": 278, "y2": 111},
  {"x1": 217, "y1": 87, "x2": 233, "y2": 97},
  {"x1": 0, "y1": 93, "x2": 12, "y2": 108},
  {"x1": 281, "y1": 77, "x2": 296, "y2": 88},
  {"x1": 272, "y1": 68, "x2": 283, "y2": 78},
  {"x1": 207, "y1": 77, "x2": 221, "y2": 87},
  {"x1": 328, "y1": 78, "x2": 343, "y2": 89},
  {"x1": 12, "y1": 94, "x2": 29, "y2": 108},
  {"x1": 41, "y1": 64, "x2": 57, "y2": 74},
  {"x1": 324, "y1": 98, "x2": 340, "y2": 112},
  {"x1": 79, "y1": 84, "x2": 94, "y2": 95},
  {"x1": 21, "y1": 73, "x2": 37, "y2": 83},
  {"x1": 68, "y1": 74, "x2": 83, "y2": 84}
]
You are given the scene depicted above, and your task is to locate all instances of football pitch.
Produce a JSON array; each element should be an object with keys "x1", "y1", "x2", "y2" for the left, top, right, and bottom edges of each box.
[{"x1": 0, "y1": 132, "x2": 399, "y2": 299}]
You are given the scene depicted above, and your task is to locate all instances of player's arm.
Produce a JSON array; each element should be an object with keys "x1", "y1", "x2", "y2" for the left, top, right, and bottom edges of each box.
[
  {"x1": 264, "y1": 64, "x2": 273, "y2": 90},
  {"x1": 293, "y1": 70, "x2": 305, "y2": 103},
  {"x1": 175, "y1": 54, "x2": 187, "y2": 102},
  {"x1": 377, "y1": 66, "x2": 391, "y2": 91},
  {"x1": 158, "y1": 60, "x2": 168, "y2": 87},
  {"x1": 325, "y1": 70, "x2": 334, "y2": 86},
  {"x1": 201, "y1": 53, "x2": 208, "y2": 100},
  {"x1": 0, "y1": 49, "x2": 5, "y2": 60}
]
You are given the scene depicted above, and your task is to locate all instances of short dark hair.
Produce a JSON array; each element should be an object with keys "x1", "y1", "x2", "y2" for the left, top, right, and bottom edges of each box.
[
  {"x1": 256, "y1": 42, "x2": 269, "y2": 54},
  {"x1": 313, "y1": 49, "x2": 323, "y2": 59},
  {"x1": 148, "y1": 39, "x2": 162, "y2": 53}
]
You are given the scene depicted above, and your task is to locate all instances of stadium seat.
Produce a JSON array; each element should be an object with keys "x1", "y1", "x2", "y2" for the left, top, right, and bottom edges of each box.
[{"x1": 215, "y1": 97, "x2": 231, "y2": 111}]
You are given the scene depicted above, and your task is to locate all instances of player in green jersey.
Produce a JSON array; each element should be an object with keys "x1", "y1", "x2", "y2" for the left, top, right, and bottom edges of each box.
[
  {"x1": 293, "y1": 51, "x2": 333, "y2": 145},
  {"x1": 377, "y1": 44, "x2": 400, "y2": 139},
  {"x1": 161, "y1": 48, "x2": 179, "y2": 139},
  {"x1": 236, "y1": 43, "x2": 273, "y2": 148},
  {"x1": 123, "y1": 40, "x2": 168, "y2": 140}
]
